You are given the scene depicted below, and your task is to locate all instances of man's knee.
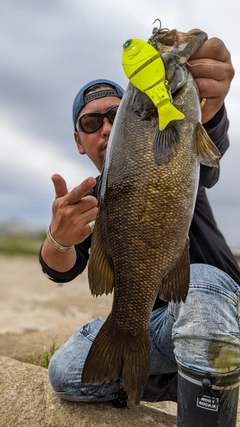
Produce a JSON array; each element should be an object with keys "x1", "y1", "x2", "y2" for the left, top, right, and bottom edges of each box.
[{"x1": 170, "y1": 264, "x2": 240, "y2": 374}]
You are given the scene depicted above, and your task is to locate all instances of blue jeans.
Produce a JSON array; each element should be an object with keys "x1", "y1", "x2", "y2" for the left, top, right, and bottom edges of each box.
[{"x1": 48, "y1": 264, "x2": 240, "y2": 402}]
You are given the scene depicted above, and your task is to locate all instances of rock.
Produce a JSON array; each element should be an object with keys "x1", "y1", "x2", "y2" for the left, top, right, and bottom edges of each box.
[
  {"x1": 0, "y1": 356, "x2": 177, "y2": 427},
  {"x1": 0, "y1": 357, "x2": 239, "y2": 427}
]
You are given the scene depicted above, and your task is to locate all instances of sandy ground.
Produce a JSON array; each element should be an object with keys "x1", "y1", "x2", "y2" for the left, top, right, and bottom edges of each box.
[
  {"x1": 0, "y1": 255, "x2": 239, "y2": 425},
  {"x1": 0, "y1": 255, "x2": 114, "y2": 361}
]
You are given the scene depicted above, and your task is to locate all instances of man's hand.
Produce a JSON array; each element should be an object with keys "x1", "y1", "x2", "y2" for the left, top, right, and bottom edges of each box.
[
  {"x1": 188, "y1": 36, "x2": 235, "y2": 123},
  {"x1": 50, "y1": 174, "x2": 98, "y2": 246}
]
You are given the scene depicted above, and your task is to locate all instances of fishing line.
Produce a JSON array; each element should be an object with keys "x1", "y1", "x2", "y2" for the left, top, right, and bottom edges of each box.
[
  {"x1": 187, "y1": 62, "x2": 226, "y2": 67},
  {"x1": 168, "y1": 53, "x2": 226, "y2": 68}
]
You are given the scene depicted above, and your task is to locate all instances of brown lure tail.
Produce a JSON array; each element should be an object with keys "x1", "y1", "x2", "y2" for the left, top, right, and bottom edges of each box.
[{"x1": 81, "y1": 316, "x2": 150, "y2": 404}]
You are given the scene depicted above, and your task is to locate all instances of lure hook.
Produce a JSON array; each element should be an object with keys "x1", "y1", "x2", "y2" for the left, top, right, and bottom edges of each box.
[{"x1": 149, "y1": 18, "x2": 170, "y2": 44}]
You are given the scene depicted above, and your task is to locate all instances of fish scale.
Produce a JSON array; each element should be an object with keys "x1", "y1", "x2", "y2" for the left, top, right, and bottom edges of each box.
[{"x1": 82, "y1": 28, "x2": 220, "y2": 404}]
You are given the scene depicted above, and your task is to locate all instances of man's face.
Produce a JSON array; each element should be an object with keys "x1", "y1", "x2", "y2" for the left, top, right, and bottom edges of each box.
[{"x1": 74, "y1": 92, "x2": 121, "y2": 172}]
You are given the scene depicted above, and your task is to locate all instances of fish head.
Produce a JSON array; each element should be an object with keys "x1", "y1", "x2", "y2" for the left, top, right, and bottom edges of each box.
[
  {"x1": 151, "y1": 28, "x2": 207, "y2": 55},
  {"x1": 150, "y1": 28, "x2": 178, "y2": 50},
  {"x1": 149, "y1": 28, "x2": 208, "y2": 95}
]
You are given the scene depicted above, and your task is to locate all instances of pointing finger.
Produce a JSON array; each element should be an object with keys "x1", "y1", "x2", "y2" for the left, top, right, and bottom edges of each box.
[{"x1": 52, "y1": 174, "x2": 68, "y2": 198}]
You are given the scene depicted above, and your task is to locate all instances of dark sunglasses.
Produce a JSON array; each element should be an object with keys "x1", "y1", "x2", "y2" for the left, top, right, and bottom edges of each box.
[{"x1": 76, "y1": 105, "x2": 119, "y2": 134}]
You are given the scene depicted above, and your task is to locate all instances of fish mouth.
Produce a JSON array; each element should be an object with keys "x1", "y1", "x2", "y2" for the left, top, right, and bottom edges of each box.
[
  {"x1": 154, "y1": 29, "x2": 178, "y2": 46},
  {"x1": 154, "y1": 28, "x2": 203, "y2": 47},
  {"x1": 176, "y1": 30, "x2": 203, "y2": 44}
]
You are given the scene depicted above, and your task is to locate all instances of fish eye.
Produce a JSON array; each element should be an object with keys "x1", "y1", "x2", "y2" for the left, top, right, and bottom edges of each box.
[{"x1": 123, "y1": 39, "x2": 132, "y2": 48}]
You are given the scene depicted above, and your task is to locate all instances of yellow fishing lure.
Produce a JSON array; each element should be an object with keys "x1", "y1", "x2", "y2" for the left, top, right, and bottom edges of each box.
[{"x1": 122, "y1": 38, "x2": 185, "y2": 130}]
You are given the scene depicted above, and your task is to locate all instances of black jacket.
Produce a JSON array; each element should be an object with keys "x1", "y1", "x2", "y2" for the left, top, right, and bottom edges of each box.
[{"x1": 39, "y1": 105, "x2": 240, "y2": 304}]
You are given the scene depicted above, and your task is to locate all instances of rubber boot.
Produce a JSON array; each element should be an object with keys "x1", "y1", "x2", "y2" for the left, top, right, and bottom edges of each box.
[{"x1": 177, "y1": 365, "x2": 239, "y2": 427}]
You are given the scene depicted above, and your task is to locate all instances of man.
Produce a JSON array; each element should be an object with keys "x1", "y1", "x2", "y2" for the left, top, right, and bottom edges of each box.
[{"x1": 40, "y1": 34, "x2": 239, "y2": 426}]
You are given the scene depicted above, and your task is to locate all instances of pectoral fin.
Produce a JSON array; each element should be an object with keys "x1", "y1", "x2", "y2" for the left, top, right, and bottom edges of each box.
[
  {"x1": 197, "y1": 122, "x2": 220, "y2": 167},
  {"x1": 159, "y1": 239, "x2": 190, "y2": 303},
  {"x1": 153, "y1": 121, "x2": 181, "y2": 165},
  {"x1": 88, "y1": 217, "x2": 114, "y2": 296}
]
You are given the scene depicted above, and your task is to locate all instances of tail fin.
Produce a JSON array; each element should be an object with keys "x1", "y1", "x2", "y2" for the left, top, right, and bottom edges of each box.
[
  {"x1": 158, "y1": 102, "x2": 185, "y2": 131},
  {"x1": 81, "y1": 316, "x2": 150, "y2": 404}
]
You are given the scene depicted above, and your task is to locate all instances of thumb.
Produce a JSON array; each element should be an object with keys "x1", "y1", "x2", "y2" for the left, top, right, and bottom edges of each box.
[{"x1": 51, "y1": 174, "x2": 68, "y2": 198}]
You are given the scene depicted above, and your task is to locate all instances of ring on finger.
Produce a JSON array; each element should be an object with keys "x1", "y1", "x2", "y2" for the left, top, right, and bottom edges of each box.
[{"x1": 200, "y1": 97, "x2": 207, "y2": 108}]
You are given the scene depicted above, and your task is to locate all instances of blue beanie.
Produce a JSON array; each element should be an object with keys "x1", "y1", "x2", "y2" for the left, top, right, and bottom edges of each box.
[{"x1": 72, "y1": 79, "x2": 125, "y2": 127}]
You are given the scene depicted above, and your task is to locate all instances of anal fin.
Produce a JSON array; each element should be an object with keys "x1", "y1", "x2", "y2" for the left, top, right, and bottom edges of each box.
[{"x1": 160, "y1": 239, "x2": 190, "y2": 303}]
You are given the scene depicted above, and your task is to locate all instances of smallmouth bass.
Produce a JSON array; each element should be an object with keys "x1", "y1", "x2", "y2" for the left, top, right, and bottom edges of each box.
[{"x1": 82, "y1": 27, "x2": 220, "y2": 404}]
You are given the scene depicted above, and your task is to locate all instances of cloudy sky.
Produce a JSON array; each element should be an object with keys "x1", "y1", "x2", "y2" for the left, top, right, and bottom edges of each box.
[{"x1": 1, "y1": 0, "x2": 240, "y2": 247}]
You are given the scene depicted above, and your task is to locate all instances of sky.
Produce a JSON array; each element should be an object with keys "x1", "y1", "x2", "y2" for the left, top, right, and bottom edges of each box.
[{"x1": 1, "y1": 0, "x2": 240, "y2": 247}]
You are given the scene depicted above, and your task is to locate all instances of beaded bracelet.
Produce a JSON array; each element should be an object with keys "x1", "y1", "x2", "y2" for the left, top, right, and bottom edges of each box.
[{"x1": 47, "y1": 227, "x2": 74, "y2": 252}]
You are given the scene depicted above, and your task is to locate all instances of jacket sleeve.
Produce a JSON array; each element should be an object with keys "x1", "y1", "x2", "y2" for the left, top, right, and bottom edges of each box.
[
  {"x1": 199, "y1": 104, "x2": 230, "y2": 189},
  {"x1": 199, "y1": 105, "x2": 229, "y2": 188},
  {"x1": 39, "y1": 235, "x2": 92, "y2": 283}
]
